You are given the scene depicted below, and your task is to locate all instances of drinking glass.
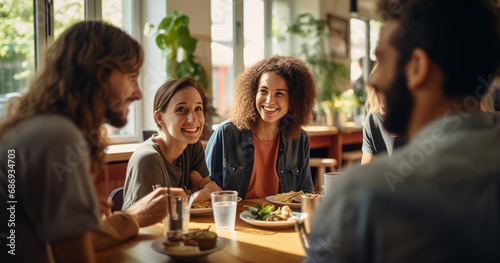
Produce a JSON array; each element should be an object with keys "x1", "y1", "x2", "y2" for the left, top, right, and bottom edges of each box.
[
  {"x1": 154, "y1": 185, "x2": 190, "y2": 236},
  {"x1": 301, "y1": 194, "x2": 323, "y2": 233},
  {"x1": 324, "y1": 172, "x2": 343, "y2": 195},
  {"x1": 211, "y1": 191, "x2": 238, "y2": 231}
]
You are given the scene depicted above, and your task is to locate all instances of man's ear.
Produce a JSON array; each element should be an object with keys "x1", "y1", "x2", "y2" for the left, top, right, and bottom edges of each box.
[{"x1": 405, "y1": 48, "x2": 431, "y2": 90}]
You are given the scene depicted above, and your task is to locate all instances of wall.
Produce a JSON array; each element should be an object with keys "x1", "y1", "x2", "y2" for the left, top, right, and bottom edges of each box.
[
  {"x1": 141, "y1": 0, "x2": 167, "y2": 131},
  {"x1": 140, "y1": 0, "x2": 212, "y2": 131},
  {"x1": 290, "y1": 0, "x2": 352, "y2": 93},
  {"x1": 320, "y1": 0, "x2": 351, "y2": 92},
  {"x1": 165, "y1": 0, "x2": 212, "y2": 99},
  {"x1": 166, "y1": 0, "x2": 211, "y2": 37}
]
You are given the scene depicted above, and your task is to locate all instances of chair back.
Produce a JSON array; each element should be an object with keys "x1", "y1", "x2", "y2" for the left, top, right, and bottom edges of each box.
[
  {"x1": 142, "y1": 130, "x2": 156, "y2": 141},
  {"x1": 108, "y1": 187, "x2": 124, "y2": 212}
]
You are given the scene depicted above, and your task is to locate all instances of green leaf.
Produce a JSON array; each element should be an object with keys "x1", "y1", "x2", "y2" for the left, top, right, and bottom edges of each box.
[
  {"x1": 158, "y1": 16, "x2": 173, "y2": 30},
  {"x1": 180, "y1": 37, "x2": 197, "y2": 54},
  {"x1": 155, "y1": 34, "x2": 167, "y2": 50},
  {"x1": 149, "y1": 10, "x2": 208, "y2": 93},
  {"x1": 176, "y1": 60, "x2": 195, "y2": 78},
  {"x1": 245, "y1": 204, "x2": 263, "y2": 216}
]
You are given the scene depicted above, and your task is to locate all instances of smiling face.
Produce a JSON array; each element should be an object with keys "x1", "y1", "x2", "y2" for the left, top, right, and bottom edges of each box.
[
  {"x1": 158, "y1": 86, "x2": 205, "y2": 144},
  {"x1": 255, "y1": 72, "x2": 289, "y2": 125},
  {"x1": 105, "y1": 69, "x2": 142, "y2": 128},
  {"x1": 368, "y1": 20, "x2": 413, "y2": 135}
]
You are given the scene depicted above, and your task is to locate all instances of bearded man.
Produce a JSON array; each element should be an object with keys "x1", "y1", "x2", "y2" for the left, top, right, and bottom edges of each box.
[{"x1": 306, "y1": 0, "x2": 500, "y2": 262}]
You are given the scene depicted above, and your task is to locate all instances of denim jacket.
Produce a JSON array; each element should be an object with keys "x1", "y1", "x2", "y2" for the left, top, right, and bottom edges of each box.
[{"x1": 205, "y1": 119, "x2": 313, "y2": 199}]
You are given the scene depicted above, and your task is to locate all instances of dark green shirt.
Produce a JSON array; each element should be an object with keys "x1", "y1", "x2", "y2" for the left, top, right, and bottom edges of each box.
[{"x1": 122, "y1": 136, "x2": 208, "y2": 209}]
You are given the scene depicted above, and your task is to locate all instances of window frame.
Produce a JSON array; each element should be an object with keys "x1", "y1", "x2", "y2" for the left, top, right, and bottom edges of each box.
[
  {"x1": 211, "y1": 0, "x2": 294, "y2": 122},
  {"x1": 33, "y1": 0, "x2": 143, "y2": 144}
]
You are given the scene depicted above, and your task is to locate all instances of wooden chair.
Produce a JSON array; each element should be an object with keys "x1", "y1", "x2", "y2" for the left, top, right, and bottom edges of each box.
[
  {"x1": 108, "y1": 187, "x2": 124, "y2": 212},
  {"x1": 342, "y1": 150, "x2": 363, "y2": 167},
  {"x1": 310, "y1": 158, "x2": 337, "y2": 192}
]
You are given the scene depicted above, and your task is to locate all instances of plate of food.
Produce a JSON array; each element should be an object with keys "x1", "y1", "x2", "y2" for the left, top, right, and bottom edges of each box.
[
  {"x1": 266, "y1": 191, "x2": 321, "y2": 210},
  {"x1": 151, "y1": 230, "x2": 224, "y2": 259},
  {"x1": 240, "y1": 204, "x2": 307, "y2": 229},
  {"x1": 190, "y1": 197, "x2": 242, "y2": 216}
]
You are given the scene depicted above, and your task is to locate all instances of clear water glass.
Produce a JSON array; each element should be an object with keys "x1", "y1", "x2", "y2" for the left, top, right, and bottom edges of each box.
[{"x1": 211, "y1": 191, "x2": 238, "y2": 231}]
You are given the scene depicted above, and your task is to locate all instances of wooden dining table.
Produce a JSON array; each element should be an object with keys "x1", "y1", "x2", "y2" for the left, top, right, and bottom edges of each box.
[{"x1": 96, "y1": 198, "x2": 306, "y2": 262}]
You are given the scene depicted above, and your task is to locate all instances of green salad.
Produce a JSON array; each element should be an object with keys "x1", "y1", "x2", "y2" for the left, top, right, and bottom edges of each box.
[{"x1": 245, "y1": 204, "x2": 282, "y2": 221}]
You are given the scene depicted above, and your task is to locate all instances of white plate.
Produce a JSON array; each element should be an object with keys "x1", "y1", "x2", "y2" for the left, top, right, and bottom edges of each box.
[
  {"x1": 151, "y1": 237, "x2": 224, "y2": 259},
  {"x1": 265, "y1": 195, "x2": 302, "y2": 210},
  {"x1": 239, "y1": 211, "x2": 307, "y2": 229},
  {"x1": 190, "y1": 197, "x2": 242, "y2": 216}
]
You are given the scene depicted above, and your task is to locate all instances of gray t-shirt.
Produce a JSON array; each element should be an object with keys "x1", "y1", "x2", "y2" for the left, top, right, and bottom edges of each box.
[
  {"x1": 122, "y1": 136, "x2": 209, "y2": 209},
  {"x1": 0, "y1": 115, "x2": 100, "y2": 263},
  {"x1": 307, "y1": 112, "x2": 500, "y2": 262},
  {"x1": 362, "y1": 112, "x2": 407, "y2": 156}
]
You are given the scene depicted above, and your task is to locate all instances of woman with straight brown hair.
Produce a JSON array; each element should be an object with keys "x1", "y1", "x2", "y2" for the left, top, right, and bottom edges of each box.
[{"x1": 123, "y1": 77, "x2": 221, "y2": 208}]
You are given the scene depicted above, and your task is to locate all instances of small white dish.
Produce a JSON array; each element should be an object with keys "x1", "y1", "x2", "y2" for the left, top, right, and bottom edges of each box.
[
  {"x1": 265, "y1": 195, "x2": 302, "y2": 210},
  {"x1": 151, "y1": 237, "x2": 224, "y2": 259},
  {"x1": 239, "y1": 211, "x2": 307, "y2": 229}
]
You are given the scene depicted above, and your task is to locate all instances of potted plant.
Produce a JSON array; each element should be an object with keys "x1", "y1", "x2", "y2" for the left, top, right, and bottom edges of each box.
[
  {"x1": 145, "y1": 11, "x2": 213, "y2": 138},
  {"x1": 145, "y1": 10, "x2": 209, "y2": 91},
  {"x1": 288, "y1": 13, "x2": 349, "y2": 125}
]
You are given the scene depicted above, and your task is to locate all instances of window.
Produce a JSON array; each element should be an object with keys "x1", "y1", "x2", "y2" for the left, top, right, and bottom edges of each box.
[
  {"x1": 54, "y1": 0, "x2": 85, "y2": 40},
  {"x1": 349, "y1": 18, "x2": 380, "y2": 84},
  {"x1": 243, "y1": 0, "x2": 265, "y2": 67},
  {"x1": 271, "y1": 0, "x2": 292, "y2": 56},
  {"x1": 0, "y1": 0, "x2": 142, "y2": 143},
  {"x1": 211, "y1": 0, "x2": 234, "y2": 121},
  {"x1": 210, "y1": 0, "x2": 293, "y2": 122},
  {"x1": 102, "y1": 0, "x2": 141, "y2": 142},
  {"x1": 0, "y1": 0, "x2": 35, "y2": 116}
]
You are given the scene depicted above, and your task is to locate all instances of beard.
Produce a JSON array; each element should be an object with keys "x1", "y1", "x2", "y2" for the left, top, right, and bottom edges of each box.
[
  {"x1": 382, "y1": 69, "x2": 413, "y2": 136},
  {"x1": 105, "y1": 93, "x2": 129, "y2": 128}
]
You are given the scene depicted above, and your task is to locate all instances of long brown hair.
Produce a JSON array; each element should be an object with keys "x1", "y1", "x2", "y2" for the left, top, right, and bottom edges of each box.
[
  {"x1": 0, "y1": 21, "x2": 143, "y2": 174},
  {"x1": 228, "y1": 55, "x2": 317, "y2": 139},
  {"x1": 365, "y1": 64, "x2": 381, "y2": 114}
]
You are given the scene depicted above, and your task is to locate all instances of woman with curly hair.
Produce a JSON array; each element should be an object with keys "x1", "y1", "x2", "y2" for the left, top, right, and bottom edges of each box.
[{"x1": 205, "y1": 55, "x2": 317, "y2": 199}]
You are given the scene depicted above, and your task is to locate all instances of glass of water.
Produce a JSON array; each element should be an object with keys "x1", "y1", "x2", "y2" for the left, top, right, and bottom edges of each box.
[{"x1": 211, "y1": 190, "x2": 238, "y2": 231}]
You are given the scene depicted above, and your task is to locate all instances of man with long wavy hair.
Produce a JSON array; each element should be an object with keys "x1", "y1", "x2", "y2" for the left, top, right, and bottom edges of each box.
[{"x1": 0, "y1": 21, "x2": 183, "y2": 262}]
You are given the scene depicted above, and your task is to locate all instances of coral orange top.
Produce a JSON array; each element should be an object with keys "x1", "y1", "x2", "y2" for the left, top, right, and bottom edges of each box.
[{"x1": 245, "y1": 134, "x2": 280, "y2": 199}]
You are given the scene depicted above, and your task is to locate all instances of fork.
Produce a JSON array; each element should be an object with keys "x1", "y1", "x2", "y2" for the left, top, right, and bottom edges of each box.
[{"x1": 187, "y1": 190, "x2": 202, "y2": 214}]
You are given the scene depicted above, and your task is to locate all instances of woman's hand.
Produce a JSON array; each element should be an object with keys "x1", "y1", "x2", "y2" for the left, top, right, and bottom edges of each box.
[
  {"x1": 193, "y1": 181, "x2": 222, "y2": 203},
  {"x1": 99, "y1": 196, "x2": 112, "y2": 218}
]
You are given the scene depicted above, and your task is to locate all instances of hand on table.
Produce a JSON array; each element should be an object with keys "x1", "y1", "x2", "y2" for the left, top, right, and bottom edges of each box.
[
  {"x1": 124, "y1": 187, "x2": 186, "y2": 228},
  {"x1": 99, "y1": 196, "x2": 113, "y2": 218},
  {"x1": 193, "y1": 181, "x2": 222, "y2": 203}
]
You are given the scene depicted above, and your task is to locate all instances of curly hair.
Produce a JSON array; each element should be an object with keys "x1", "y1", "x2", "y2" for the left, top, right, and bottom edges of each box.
[
  {"x1": 228, "y1": 55, "x2": 317, "y2": 140},
  {"x1": 0, "y1": 21, "x2": 143, "y2": 174},
  {"x1": 153, "y1": 77, "x2": 206, "y2": 130}
]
